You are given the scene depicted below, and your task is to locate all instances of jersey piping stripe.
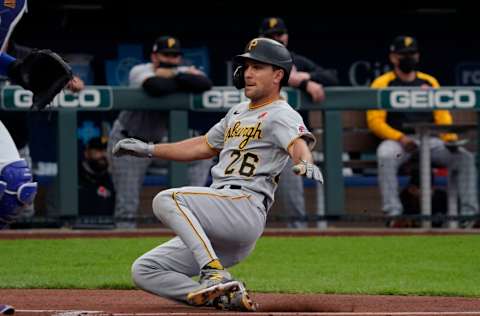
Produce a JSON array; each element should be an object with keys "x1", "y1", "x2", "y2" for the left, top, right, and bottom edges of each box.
[
  {"x1": 204, "y1": 135, "x2": 218, "y2": 151},
  {"x1": 171, "y1": 191, "x2": 251, "y2": 262},
  {"x1": 248, "y1": 96, "x2": 282, "y2": 110},
  {"x1": 178, "y1": 191, "x2": 251, "y2": 200},
  {"x1": 172, "y1": 192, "x2": 215, "y2": 261}
]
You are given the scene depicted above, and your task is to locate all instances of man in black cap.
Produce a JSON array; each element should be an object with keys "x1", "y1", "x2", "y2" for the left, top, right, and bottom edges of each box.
[
  {"x1": 259, "y1": 17, "x2": 338, "y2": 102},
  {"x1": 258, "y1": 17, "x2": 338, "y2": 228},
  {"x1": 107, "y1": 35, "x2": 213, "y2": 228},
  {"x1": 367, "y1": 35, "x2": 478, "y2": 227}
]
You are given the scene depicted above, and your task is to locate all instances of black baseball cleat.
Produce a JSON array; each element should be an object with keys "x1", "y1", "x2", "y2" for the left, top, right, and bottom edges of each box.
[
  {"x1": 187, "y1": 268, "x2": 240, "y2": 306},
  {"x1": 213, "y1": 282, "x2": 258, "y2": 312}
]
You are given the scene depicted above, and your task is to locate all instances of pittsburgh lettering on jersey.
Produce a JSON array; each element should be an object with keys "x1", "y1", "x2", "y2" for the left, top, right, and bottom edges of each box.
[{"x1": 224, "y1": 121, "x2": 263, "y2": 149}]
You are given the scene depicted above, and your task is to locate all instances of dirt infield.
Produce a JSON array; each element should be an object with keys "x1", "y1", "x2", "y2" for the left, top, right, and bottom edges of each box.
[
  {"x1": 2, "y1": 228, "x2": 480, "y2": 315},
  {"x1": 1, "y1": 289, "x2": 480, "y2": 316}
]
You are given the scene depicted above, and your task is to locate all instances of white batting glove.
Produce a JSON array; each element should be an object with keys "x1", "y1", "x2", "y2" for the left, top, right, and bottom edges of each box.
[
  {"x1": 112, "y1": 138, "x2": 155, "y2": 158},
  {"x1": 292, "y1": 160, "x2": 324, "y2": 183}
]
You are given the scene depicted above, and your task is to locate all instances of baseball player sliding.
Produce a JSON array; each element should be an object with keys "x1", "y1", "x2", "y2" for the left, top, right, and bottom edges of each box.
[{"x1": 113, "y1": 38, "x2": 323, "y2": 311}]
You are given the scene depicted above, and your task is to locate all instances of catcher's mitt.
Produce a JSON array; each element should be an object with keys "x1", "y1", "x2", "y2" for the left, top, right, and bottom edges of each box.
[{"x1": 8, "y1": 49, "x2": 73, "y2": 110}]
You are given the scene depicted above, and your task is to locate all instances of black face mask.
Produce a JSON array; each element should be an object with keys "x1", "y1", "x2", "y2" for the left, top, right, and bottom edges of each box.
[
  {"x1": 87, "y1": 158, "x2": 108, "y2": 173},
  {"x1": 157, "y1": 62, "x2": 178, "y2": 68},
  {"x1": 398, "y1": 56, "x2": 418, "y2": 73}
]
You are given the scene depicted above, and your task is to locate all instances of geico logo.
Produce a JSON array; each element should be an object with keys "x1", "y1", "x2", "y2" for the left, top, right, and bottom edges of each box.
[
  {"x1": 390, "y1": 90, "x2": 476, "y2": 109},
  {"x1": 14, "y1": 89, "x2": 101, "y2": 108},
  {"x1": 202, "y1": 89, "x2": 290, "y2": 108},
  {"x1": 202, "y1": 90, "x2": 245, "y2": 108}
]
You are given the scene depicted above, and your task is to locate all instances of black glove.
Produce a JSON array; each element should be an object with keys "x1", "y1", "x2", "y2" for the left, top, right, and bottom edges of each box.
[{"x1": 8, "y1": 49, "x2": 73, "y2": 110}]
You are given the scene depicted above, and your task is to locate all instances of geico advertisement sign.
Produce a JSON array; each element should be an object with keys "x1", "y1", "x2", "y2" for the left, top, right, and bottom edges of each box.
[
  {"x1": 201, "y1": 89, "x2": 290, "y2": 108},
  {"x1": 13, "y1": 89, "x2": 102, "y2": 108},
  {"x1": 389, "y1": 90, "x2": 476, "y2": 109}
]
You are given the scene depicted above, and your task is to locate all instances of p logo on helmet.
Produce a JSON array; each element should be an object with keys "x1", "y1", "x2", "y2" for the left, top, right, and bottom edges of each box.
[
  {"x1": 268, "y1": 18, "x2": 278, "y2": 29},
  {"x1": 167, "y1": 38, "x2": 176, "y2": 48},
  {"x1": 404, "y1": 37, "x2": 413, "y2": 48},
  {"x1": 247, "y1": 39, "x2": 258, "y2": 52}
]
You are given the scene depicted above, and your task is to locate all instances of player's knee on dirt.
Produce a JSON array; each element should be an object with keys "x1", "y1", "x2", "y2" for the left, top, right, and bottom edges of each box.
[
  {"x1": 152, "y1": 189, "x2": 178, "y2": 222},
  {"x1": 131, "y1": 256, "x2": 168, "y2": 289},
  {"x1": 131, "y1": 257, "x2": 148, "y2": 288},
  {"x1": 0, "y1": 159, "x2": 37, "y2": 227}
]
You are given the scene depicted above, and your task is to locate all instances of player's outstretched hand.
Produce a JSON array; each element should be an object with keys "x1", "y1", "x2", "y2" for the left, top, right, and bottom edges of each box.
[
  {"x1": 292, "y1": 160, "x2": 324, "y2": 183},
  {"x1": 112, "y1": 138, "x2": 154, "y2": 158}
]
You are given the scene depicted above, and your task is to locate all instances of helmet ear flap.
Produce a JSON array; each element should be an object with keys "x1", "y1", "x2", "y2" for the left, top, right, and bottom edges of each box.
[
  {"x1": 233, "y1": 66, "x2": 245, "y2": 89},
  {"x1": 280, "y1": 68, "x2": 290, "y2": 86}
]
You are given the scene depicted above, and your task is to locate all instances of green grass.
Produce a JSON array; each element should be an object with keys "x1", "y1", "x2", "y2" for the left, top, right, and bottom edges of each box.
[{"x1": 1, "y1": 236, "x2": 479, "y2": 296}]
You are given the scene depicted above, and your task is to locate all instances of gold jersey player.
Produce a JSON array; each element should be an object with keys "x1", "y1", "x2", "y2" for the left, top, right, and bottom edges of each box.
[{"x1": 113, "y1": 38, "x2": 323, "y2": 311}]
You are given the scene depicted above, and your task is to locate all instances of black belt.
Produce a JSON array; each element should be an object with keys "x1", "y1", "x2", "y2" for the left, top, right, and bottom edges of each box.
[
  {"x1": 218, "y1": 185, "x2": 268, "y2": 210},
  {"x1": 218, "y1": 185, "x2": 242, "y2": 190}
]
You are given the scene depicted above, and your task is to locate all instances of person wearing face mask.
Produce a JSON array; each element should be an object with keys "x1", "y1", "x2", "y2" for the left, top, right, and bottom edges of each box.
[
  {"x1": 107, "y1": 36, "x2": 213, "y2": 228},
  {"x1": 367, "y1": 35, "x2": 478, "y2": 227},
  {"x1": 78, "y1": 137, "x2": 115, "y2": 217}
]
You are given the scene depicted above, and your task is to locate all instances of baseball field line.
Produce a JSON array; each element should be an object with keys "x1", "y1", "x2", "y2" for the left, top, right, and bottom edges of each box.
[{"x1": 15, "y1": 310, "x2": 480, "y2": 316}]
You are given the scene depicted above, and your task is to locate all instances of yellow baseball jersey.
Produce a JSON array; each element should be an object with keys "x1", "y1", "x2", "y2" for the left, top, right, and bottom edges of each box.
[{"x1": 366, "y1": 71, "x2": 457, "y2": 142}]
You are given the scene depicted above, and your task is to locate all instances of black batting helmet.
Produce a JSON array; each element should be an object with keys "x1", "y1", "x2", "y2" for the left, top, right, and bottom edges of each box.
[{"x1": 233, "y1": 38, "x2": 292, "y2": 89}]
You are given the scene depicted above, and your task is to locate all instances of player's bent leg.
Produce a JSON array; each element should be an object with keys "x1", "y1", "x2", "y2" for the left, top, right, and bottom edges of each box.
[
  {"x1": 131, "y1": 236, "x2": 238, "y2": 307},
  {"x1": 131, "y1": 237, "x2": 203, "y2": 302},
  {"x1": 152, "y1": 188, "x2": 236, "y2": 306},
  {"x1": 152, "y1": 186, "x2": 264, "y2": 307},
  {"x1": 0, "y1": 159, "x2": 37, "y2": 228},
  {"x1": 152, "y1": 188, "x2": 219, "y2": 268}
]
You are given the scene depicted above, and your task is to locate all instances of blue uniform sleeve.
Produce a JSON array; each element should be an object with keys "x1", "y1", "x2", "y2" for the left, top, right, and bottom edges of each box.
[
  {"x1": 0, "y1": 53, "x2": 15, "y2": 75},
  {"x1": 0, "y1": 0, "x2": 27, "y2": 75},
  {"x1": 0, "y1": 0, "x2": 27, "y2": 52}
]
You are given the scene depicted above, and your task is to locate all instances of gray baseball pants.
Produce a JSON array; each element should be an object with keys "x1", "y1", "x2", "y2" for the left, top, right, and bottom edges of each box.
[
  {"x1": 377, "y1": 137, "x2": 478, "y2": 216},
  {"x1": 131, "y1": 186, "x2": 266, "y2": 302}
]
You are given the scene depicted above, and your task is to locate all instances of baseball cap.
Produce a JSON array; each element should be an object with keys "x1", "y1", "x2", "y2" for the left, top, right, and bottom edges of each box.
[
  {"x1": 259, "y1": 17, "x2": 288, "y2": 36},
  {"x1": 390, "y1": 35, "x2": 419, "y2": 54},
  {"x1": 87, "y1": 137, "x2": 107, "y2": 150},
  {"x1": 152, "y1": 36, "x2": 182, "y2": 54}
]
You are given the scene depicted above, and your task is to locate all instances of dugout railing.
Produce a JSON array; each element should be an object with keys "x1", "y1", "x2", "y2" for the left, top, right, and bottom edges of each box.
[{"x1": 2, "y1": 86, "x2": 479, "y2": 225}]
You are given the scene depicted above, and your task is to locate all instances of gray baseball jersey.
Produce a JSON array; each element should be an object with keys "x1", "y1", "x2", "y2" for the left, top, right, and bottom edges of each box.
[
  {"x1": 206, "y1": 98, "x2": 315, "y2": 210},
  {"x1": 131, "y1": 98, "x2": 315, "y2": 302}
]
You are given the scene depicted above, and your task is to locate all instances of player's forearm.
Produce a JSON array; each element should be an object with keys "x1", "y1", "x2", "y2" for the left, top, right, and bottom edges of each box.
[
  {"x1": 288, "y1": 138, "x2": 313, "y2": 164},
  {"x1": 151, "y1": 136, "x2": 216, "y2": 161}
]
